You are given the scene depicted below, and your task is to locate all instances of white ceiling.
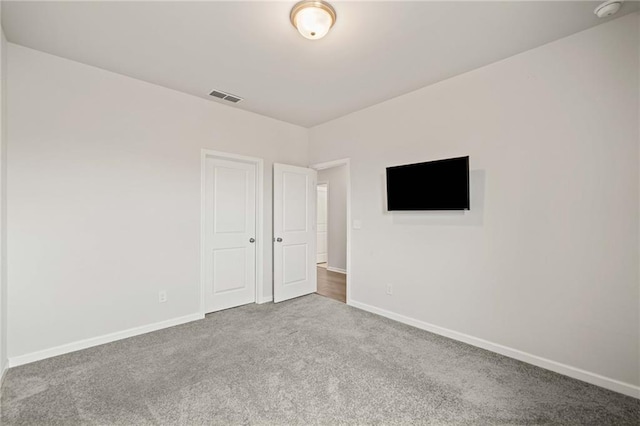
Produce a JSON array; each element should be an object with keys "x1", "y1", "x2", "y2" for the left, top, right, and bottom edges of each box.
[{"x1": 3, "y1": 1, "x2": 638, "y2": 127}]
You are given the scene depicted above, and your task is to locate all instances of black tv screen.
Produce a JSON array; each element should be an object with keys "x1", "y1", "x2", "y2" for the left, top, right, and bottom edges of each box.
[{"x1": 386, "y1": 156, "x2": 470, "y2": 211}]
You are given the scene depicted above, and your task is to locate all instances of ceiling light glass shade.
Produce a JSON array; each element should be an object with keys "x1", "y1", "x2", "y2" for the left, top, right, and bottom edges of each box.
[{"x1": 290, "y1": 1, "x2": 336, "y2": 40}]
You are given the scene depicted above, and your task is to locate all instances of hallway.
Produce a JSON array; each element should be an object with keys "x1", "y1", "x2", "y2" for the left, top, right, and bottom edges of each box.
[{"x1": 316, "y1": 264, "x2": 346, "y2": 303}]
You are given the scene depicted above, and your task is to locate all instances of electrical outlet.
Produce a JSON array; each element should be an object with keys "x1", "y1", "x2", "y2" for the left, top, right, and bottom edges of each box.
[
  {"x1": 159, "y1": 290, "x2": 167, "y2": 303},
  {"x1": 386, "y1": 284, "x2": 393, "y2": 295}
]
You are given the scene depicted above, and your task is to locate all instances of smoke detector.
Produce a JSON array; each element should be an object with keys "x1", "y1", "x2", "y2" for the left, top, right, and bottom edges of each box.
[{"x1": 594, "y1": 0, "x2": 623, "y2": 18}]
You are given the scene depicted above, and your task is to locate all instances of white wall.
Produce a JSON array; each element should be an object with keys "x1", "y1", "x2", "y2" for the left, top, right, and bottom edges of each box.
[
  {"x1": 317, "y1": 165, "x2": 347, "y2": 271},
  {"x1": 7, "y1": 44, "x2": 308, "y2": 360},
  {"x1": 0, "y1": 4, "x2": 7, "y2": 380},
  {"x1": 309, "y1": 13, "x2": 640, "y2": 391}
]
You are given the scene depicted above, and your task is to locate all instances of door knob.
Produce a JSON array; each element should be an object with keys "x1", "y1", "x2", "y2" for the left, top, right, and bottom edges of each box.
[
  {"x1": 249, "y1": 238, "x2": 255, "y2": 243},
  {"x1": 276, "y1": 237, "x2": 283, "y2": 242}
]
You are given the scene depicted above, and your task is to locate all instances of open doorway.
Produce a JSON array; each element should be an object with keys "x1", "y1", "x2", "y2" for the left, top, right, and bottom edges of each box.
[{"x1": 312, "y1": 161, "x2": 349, "y2": 304}]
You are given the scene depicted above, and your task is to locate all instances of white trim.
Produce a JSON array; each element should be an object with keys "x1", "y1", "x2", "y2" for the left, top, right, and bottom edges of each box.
[
  {"x1": 349, "y1": 299, "x2": 640, "y2": 399},
  {"x1": 257, "y1": 296, "x2": 273, "y2": 304},
  {"x1": 1, "y1": 360, "x2": 7, "y2": 388},
  {"x1": 327, "y1": 266, "x2": 346, "y2": 274},
  {"x1": 312, "y1": 159, "x2": 350, "y2": 171},
  {"x1": 200, "y1": 150, "x2": 265, "y2": 315},
  {"x1": 309, "y1": 158, "x2": 351, "y2": 305},
  {"x1": 8, "y1": 313, "x2": 203, "y2": 368}
]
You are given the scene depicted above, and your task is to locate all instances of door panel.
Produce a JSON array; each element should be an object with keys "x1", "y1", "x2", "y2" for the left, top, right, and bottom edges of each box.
[
  {"x1": 316, "y1": 186, "x2": 328, "y2": 263},
  {"x1": 283, "y1": 244, "x2": 308, "y2": 285},
  {"x1": 273, "y1": 164, "x2": 317, "y2": 303},
  {"x1": 205, "y1": 157, "x2": 256, "y2": 313},
  {"x1": 283, "y1": 172, "x2": 308, "y2": 232},
  {"x1": 212, "y1": 247, "x2": 246, "y2": 293},
  {"x1": 214, "y1": 167, "x2": 248, "y2": 233}
]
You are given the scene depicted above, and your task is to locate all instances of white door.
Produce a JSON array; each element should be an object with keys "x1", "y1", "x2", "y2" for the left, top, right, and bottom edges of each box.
[
  {"x1": 273, "y1": 163, "x2": 317, "y2": 303},
  {"x1": 204, "y1": 157, "x2": 256, "y2": 313},
  {"x1": 316, "y1": 185, "x2": 328, "y2": 263}
]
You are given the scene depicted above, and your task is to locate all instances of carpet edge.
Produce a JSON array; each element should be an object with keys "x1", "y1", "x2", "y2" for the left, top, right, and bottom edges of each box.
[
  {"x1": 349, "y1": 299, "x2": 640, "y2": 399},
  {"x1": 7, "y1": 312, "x2": 204, "y2": 368}
]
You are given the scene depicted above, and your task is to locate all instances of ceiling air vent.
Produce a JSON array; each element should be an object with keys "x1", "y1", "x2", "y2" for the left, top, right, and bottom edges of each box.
[{"x1": 209, "y1": 89, "x2": 244, "y2": 104}]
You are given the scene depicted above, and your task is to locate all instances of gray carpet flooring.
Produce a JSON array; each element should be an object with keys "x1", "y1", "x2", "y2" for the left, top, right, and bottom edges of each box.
[{"x1": 1, "y1": 294, "x2": 638, "y2": 425}]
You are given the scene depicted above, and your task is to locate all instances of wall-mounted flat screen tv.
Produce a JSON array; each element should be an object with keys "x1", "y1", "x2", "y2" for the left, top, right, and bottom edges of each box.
[{"x1": 386, "y1": 156, "x2": 470, "y2": 211}]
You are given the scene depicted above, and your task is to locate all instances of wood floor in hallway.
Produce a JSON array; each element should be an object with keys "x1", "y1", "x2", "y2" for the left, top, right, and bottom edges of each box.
[{"x1": 316, "y1": 265, "x2": 346, "y2": 303}]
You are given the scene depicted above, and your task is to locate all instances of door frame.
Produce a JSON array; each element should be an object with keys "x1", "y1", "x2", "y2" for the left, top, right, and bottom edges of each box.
[
  {"x1": 200, "y1": 149, "x2": 264, "y2": 316},
  {"x1": 309, "y1": 158, "x2": 352, "y2": 305}
]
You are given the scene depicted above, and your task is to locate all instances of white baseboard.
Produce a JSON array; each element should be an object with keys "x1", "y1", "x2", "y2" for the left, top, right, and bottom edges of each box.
[
  {"x1": 0, "y1": 359, "x2": 7, "y2": 388},
  {"x1": 327, "y1": 266, "x2": 347, "y2": 274},
  {"x1": 8, "y1": 313, "x2": 204, "y2": 368},
  {"x1": 349, "y1": 299, "x2": 640, "y2": 399}
]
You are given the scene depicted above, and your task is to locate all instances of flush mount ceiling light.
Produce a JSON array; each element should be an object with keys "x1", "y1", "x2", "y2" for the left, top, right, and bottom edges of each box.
[
  {"x1": 594, "y1": 0, "x2": 624, "y2": 18},
  {"x1": 290, "y1": 0, "x2": 336, "y2": 40}
]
